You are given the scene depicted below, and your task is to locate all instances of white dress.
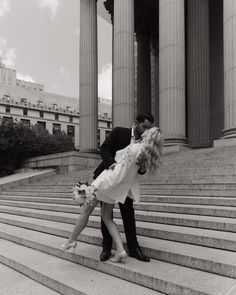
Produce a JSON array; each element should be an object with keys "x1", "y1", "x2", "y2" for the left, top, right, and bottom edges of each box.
[{"x1": 91, "y1": 141, "x2": 145, "y2": 204}]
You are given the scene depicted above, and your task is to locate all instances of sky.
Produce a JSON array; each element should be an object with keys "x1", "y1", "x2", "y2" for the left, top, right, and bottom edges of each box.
[{"x1": 0, "y1": 0, "x2": 112, "y2": 99}]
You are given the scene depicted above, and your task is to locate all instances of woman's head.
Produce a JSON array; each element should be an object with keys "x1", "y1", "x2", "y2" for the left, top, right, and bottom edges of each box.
[{"x1": 140, "y1": 127, "x2": 164, "y2": 173}]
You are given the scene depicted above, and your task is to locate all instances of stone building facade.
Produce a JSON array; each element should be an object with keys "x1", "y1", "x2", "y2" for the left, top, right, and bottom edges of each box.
[
  {"x1": 0, "y1": 58, "x2": 112, "y2": 148},
  {"x1": 79, "y1": 0, "x2": 236, "y2": 151}
]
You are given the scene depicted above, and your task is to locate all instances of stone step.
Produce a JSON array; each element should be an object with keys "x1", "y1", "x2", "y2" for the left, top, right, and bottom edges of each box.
[
  {"x1": 6, "y1": 186, "x2": 236, "y2": 197},
  {"x1": 13, "y1": 182, "x2": 236, "y2": 189},
  {"x1": 141, "y1": 190, "x2": 236, "y2": 197},
  {"x1": 0, "y1": 211, "x2": 236, "y2": 252},
  {"x1": 0, "y1": 199, "x2": 236, "y2": 218},
  {"x1": 2, "y1": 193, "x2": 236, "y2": 206},
  {"x1": 1, "y1": 205, "x2": 236, "y2": 233},
  {"x1": 0, "y1": 263, "x2": 60, "y2": 295},
  {"x1": 0, "y1": 239, "x2": 159, "y2": 295},
  {"x1": 0, "y1": 225, "x2": 235, "y2": 295}
]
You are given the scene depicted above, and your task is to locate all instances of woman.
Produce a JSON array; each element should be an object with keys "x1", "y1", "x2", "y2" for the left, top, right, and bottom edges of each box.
[{"x1": 62, "y1": 127, "x2": 164, "y2": 262}]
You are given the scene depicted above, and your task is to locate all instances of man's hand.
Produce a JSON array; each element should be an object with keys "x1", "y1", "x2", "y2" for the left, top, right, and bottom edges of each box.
[{"x1": 136, "y1": 152, "x2": 147, "y2": 172}]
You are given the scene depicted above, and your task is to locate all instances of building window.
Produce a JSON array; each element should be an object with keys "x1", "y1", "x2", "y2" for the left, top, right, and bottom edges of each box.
[
  {"x1": 5, "y1": 106, "x2": 10, "y2": 113},
  {"x1": 3, "y1": 95, "x2": 10, "y2": 102},
  {"x1": 52, "y1": 103, "x2": 58, "y2": 110},
  {"x1": 67, "y1": 125, "x2": 75, "y2": 137},
  {"x1": 39, "y1": 110, "x2": 44, "y2": 118},
  {"x1": 37, "y1": 121, "x2": 46, "y2": 130},
  {"x1": 55, "y1": 113, "x2": 59, "y2": 121},
  {"x1": 3, "y1": 116, "x2": 13, "y2": 123},
  {"x1": 37, "y1": 100, "x2": 43, "y2": 107},
  {"x1": 21, "y1": 98, "x2": 27, "y2": 104},
  {"x1": 21, "y1": 119, "x2": 30, "y2": 126},
  {"x1": 66, "y1": 106, "x2": 71, "y2": 111},
  {"x1": 23, "y1": 108, "x2": 28, "y2": 116},
  {"x1": 69, "y1": 115, "x2": 73, "y2": 123},
  {"x1": 53, "y1": 123, "x2": 61, "y2": 135}
]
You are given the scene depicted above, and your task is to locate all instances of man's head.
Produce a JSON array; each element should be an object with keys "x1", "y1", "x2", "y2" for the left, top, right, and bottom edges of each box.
[{"x1": 133, "y1": 112, "x2": 154, "y2": 139}]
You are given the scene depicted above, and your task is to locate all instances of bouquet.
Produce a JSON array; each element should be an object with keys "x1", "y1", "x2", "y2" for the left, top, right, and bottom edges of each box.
[{"x1": 72, "y1": 181, "x2": 96, "y2": 207}]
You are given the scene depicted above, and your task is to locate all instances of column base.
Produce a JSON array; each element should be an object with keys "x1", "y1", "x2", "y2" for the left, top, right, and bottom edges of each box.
[
  {"x1": 214, "y1": 137, "x2": 236, "y2": 147},
  {"x1": 164, "y1": 137, "x2": 188, "y2": 146},
  {"x1": 163, "y1": 145, "x2": 190, "y2": 155},
  {"x1": 214, "y1": 127, "x2": 236, "y2": 147},
  {"x1": 79, "y1": 148, "x2": 99, "y2": 154}
]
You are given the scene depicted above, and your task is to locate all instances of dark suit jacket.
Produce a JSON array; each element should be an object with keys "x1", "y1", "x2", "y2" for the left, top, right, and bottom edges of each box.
[
  {"x1": 93, "y1": 127, "x2": 144, "y2": 179},
  {"x1": 93, "y1": 127, "x2": 131, "y2": 179}
]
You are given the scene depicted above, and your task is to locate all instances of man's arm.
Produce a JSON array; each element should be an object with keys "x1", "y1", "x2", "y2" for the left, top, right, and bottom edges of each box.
[{"x1": 100, "y1": 127, "x2": 118, "y2": 169}]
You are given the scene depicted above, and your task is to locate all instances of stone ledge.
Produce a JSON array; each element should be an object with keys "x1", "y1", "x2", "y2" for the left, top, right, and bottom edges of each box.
[{"x1": 23, "y1": 151, "x2": 101, "y2": 173}]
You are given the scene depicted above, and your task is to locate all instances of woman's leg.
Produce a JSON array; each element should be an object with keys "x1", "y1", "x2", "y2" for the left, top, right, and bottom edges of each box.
[
  {"x1": 68, "y1": 199, "x2": 98, "y2": 243},
  {"x1": 101, "y1": 202, "x2": 124, "y2": 253}
]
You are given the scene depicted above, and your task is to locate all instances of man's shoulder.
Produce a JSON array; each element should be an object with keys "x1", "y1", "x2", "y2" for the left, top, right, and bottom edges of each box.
[{"x1": 112, "y1": 126, "x2": 130, "y2": 134}]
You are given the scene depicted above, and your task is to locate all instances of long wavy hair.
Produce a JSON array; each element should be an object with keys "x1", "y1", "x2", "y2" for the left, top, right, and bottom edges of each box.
[{"x1": 139, "y1": 127, "x2": 164, "y2": 174}]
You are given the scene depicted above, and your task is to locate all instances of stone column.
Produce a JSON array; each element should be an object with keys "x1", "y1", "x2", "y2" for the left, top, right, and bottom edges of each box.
[
  {"x1": 79, "y1": 0, "x2": 98, "y2": 152},
  {"x1": 159, "y1": 0, "x2": 187, "y2": 146},
  {"x1": 136, "y1": 33, "x2": 151, "y2": 114},
  {"x1": 113, "y1": 0, "x2": 134, "y2": 127},
  {"x1": 187, "y1": 0, "x2": 210, "y2": 147},
  {"x1": 222, "y1": 0, "x2": 236, "y2": 139},
  {"x1": 151, "y1": 39, "x2": 159, "y2": 127}
]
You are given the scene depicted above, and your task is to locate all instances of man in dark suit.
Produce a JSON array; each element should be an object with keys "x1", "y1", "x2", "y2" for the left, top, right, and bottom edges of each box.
[{"x1": 93, "y1": 112, "x2": 154, "y2": 262}]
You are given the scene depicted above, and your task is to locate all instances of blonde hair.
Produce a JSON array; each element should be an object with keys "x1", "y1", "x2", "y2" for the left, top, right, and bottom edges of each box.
[{"x1": 139, "y1": 127, "x2": 164, "y2": 174}]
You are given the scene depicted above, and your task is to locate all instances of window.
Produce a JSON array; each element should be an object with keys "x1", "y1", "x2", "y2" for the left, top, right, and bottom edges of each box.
[
  {"x1": 21, "y1": 119, "x2": 30, "y2": 126},
  {"x1": 66, "y1": 106, "x2": 71, "y2": 111},
  {"x1": 5, "y1": 106, "x2": 10, "y2": 113},
  {"x1": 67, "y1": 125, "x2": 75, "y2": 137},
  {"x1": 37, "y1": 121, "x2": 46, "y2": 130},
  {"x1": 39, "y1": 110, "x2": 44, "y2": 118},
  {"x1": 52, "y1": 103, "x2": 58, "y2": 110},
  {"x1": 53, "y1": 123, "x2": 61, "y2": 134},
  {"x1": 21, "y1": 98, "x2": 27, "y2": 104},
  {"x1": 3, "y1": 95, "x2": 10, "y2": 102},
  {"x1": 23, "y1": 108, "x2": 28, "y2": 116},
  {"x1": 3, "y1": 116, "x2": 13, "y2": 123},
  {"x1": 69, "y1": 115, "x2": 73, "y2": 123},
  {"x1": 55, "y1": 113, "x2": 59, "y2": 121}
]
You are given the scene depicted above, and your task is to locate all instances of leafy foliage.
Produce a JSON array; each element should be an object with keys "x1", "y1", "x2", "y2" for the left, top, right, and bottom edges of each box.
[{"x1": 0, "y1": 119, "x2": 75, "y2": 177}]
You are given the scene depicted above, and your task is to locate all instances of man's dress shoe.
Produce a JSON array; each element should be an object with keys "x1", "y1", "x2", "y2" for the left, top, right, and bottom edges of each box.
[
  {"x1": 129, "y1": 247, "x2": 150, "y2": 262},
  {"x1": 100, "y1": 250, "x2": 111, "y2": 261}
]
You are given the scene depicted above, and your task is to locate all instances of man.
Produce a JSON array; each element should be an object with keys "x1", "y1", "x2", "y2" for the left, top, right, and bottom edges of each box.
[{"x1": 93, "y1": 112, "x2": 154, "y2": 262}]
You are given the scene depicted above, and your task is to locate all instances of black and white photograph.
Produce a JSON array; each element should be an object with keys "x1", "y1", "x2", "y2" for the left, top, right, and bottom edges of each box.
[{"x1": 0, "y1": 0, "x2": 236, "y2": 294}]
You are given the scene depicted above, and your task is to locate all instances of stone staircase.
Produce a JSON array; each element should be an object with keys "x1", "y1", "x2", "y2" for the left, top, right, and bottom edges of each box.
[{"x1": 0, "y1": 145, "x2": 236, "y2": 294}]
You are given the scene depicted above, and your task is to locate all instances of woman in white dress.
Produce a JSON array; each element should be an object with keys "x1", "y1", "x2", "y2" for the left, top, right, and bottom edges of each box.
[{"x1": 62, "y1": 127, "x2": 164, "y2": 262}]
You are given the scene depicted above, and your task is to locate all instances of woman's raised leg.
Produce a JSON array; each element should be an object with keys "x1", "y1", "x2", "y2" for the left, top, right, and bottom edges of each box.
[{"x1": 62, "y1": 199, "x2": 98, "y2": 251}]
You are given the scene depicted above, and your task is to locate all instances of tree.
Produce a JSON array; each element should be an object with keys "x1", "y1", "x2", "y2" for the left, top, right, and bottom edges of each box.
[{"x1": 0, "y1": 119, "x2": 75, "y2": 177}]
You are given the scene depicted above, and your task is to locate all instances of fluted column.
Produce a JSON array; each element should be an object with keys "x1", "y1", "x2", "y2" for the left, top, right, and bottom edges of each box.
[
  {"x1": 113, "y1": 0, "x2": 134, "y2": 127},
  {"x1": 159, "y1": 0, "x2": 187, "y2": 146},
  {"x1": 151, "y1": 39, "x2": 159, "y2": 127},
  {"x1": 79, "y1": 0, "x2": 98, "y2": 152},
  {"x1": 136, "y1": 33, "x2": 151, "y2": 114},
  {"x1": 187, "y1": 0, "x2": 210, "y2": 147},
  {"x1": 222, "y1": 0, "x2": 236, "y2": 138}
]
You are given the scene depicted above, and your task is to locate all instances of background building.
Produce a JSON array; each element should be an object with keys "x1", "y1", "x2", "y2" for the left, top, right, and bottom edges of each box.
[
  {"x1": 79, "y1": 0, "x2": 236, "y2": 151},
  {"x1": 0, "y1": 58, "x2": 112, "y2": 149}
]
